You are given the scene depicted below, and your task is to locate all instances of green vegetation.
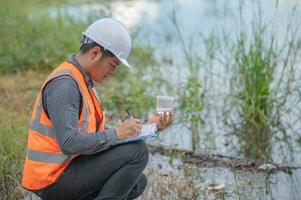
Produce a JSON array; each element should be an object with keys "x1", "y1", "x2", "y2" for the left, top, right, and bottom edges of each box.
[
  {"x1": 0, "y1": 107, "x2": 27, "y2": 199},
  {"x1": 230, "y1": 13, "x2": 275, "y2": 159},
  {"x1": 224, "y1": 5, "x2": 300, "y2": 160},
  {"x1": 0, "y1": 0, "x2": 88, "y2": 73},
  {"x1": 171, "y1": 11, "x2": 204, "y2": 155},
  {"x1": 0, "y1": 70, "x2": 45, "y2": 199}
]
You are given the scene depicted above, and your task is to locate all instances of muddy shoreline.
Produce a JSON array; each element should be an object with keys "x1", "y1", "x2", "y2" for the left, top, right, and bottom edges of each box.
[{"x1": 147, "y1": 144, "x2": 301, "y2": 173}]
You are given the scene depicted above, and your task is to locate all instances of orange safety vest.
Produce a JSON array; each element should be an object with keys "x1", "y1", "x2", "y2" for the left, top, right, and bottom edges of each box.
[{"x1": 22, "y1": 61, "x2": 105, "y2": 190}]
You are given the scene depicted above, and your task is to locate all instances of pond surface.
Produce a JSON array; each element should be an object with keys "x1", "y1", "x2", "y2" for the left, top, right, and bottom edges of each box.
[{"x1": 47, "y1": 0, "x2": 301, "y2": 199}]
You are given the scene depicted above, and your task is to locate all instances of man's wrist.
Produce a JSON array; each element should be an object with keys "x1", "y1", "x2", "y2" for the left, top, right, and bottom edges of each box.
[{"x1": 103, "y1": 128, "x2": 118, "y2": 146}]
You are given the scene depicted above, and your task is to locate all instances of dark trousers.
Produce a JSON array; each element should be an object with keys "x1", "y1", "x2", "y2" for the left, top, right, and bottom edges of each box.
[{"x1": 35, "y1": 141, "x2": 149, "y2": 200}]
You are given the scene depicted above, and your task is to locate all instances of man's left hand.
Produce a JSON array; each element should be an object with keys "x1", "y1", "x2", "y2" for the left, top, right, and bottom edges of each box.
[{"x1": 146, "y1": 111, "x2": 173, "y2": 131}]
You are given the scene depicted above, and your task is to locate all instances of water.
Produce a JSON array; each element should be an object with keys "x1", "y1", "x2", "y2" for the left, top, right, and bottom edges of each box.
[
  {"x1": 142, "y1": 153, "x2": 301, "y2": 199},
  {"x1": 47, "y1": 0, "x2": 301, "y2": 199}
]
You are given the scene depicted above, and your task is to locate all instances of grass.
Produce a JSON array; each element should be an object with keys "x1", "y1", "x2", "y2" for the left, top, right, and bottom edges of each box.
[
  {"x1": 232, "y1": 13, "x2": 275, "y2": 160},
  {"x1": 179, "y1": 76, "x2": 204, "y2": 154},
  {"x1": 170, "y1": 10, "x2": 205, "y2": 155},
  {"x1": 0, "y1": 0, "x2": 91, "y2": 73},
  {"x1": 0, "y1": 71, "x2": 45, "y2": 199},
  {"x1": 224, "y1": 3, "x2": 300, "y2": 160}
]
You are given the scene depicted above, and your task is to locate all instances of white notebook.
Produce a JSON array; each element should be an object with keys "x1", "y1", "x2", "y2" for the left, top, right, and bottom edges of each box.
[{"x1": 117, "y1": 123, "x2": 158, "y2": 144}]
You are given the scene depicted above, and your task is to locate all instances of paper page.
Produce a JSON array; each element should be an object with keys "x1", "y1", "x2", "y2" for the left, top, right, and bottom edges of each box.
[
  {"x1": 138, "y1": 124, "x2": 157, "y2": 137},
  {"x1": 117, "y1": 123, "x2": 157, "y2": 144}
]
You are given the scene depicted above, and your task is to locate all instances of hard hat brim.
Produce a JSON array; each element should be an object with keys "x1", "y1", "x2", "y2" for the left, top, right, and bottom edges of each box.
[{"x1": 117, "y1": 56, "x2": 132, "y2": 68}]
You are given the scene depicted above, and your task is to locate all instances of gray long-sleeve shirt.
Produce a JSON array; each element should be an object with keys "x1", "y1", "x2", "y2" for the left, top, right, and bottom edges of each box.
[{"x1": 42, "y1": 55, "x2": 118, "y2": 155}]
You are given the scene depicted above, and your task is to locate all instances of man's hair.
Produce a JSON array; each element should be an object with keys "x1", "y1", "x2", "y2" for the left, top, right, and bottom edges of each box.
[{"x1": 79, "y1": 42, "x2": 115, "y2": 59}]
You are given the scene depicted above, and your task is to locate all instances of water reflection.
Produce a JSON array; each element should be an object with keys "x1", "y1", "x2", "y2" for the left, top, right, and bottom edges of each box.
[
  {"x1": 110, "y1": 0, "x2": 159, "y2": 28},
  {"x1": 239, "y1": 122, "x2": 271, "y2": 161}
]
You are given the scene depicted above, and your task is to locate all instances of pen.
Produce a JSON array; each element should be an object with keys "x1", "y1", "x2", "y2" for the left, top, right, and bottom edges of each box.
[{"x1": 126, "y1": 109, "x2": 133, "y2": 119}]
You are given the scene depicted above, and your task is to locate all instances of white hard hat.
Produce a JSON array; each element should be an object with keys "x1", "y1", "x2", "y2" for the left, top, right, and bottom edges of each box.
[{"x1": 82, "y1": 18, "x2": 132, "y2": 68}]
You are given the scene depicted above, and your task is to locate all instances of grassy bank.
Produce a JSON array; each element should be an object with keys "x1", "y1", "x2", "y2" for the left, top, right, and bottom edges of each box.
[
  {"x1": 0, "y1": 71, "x2": 45, "y2": 199},
  {"x1": 0, "y1": 0, "x2": 86, "y2": 73},
  {"x1": 0, "y1": 1, "x2": 161, "y2": 199}
]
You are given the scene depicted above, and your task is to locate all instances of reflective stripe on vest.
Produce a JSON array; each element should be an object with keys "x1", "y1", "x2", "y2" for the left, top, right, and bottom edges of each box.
[
  {"x1": 27, "y1": 148, "x2": 74, "y2": 164},
  {"x1": 22, "y1": 62, "x2": 105, "y2": 190}
]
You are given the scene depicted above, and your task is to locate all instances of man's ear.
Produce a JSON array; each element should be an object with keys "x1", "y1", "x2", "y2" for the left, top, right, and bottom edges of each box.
[{"x1": 90, "y1": 46, "x2": 102, "y2": 60}]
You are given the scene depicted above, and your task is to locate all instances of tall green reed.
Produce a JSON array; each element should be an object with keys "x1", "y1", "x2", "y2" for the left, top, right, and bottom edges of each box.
[
  {"x1": 170, "y1": 10, "x2": 204, "y2": 154},
  {"x1": 225, "y1": 2, "x2": 300, "y2": 160}
]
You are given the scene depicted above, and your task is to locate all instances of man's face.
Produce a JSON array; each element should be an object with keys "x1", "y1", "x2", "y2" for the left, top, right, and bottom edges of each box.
[{"x1": 87, "y1": 46, "x2": 121, "y2": 83}]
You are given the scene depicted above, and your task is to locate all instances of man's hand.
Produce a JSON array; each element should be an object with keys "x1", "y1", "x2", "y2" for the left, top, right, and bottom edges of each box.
[
  {"x1": 146, "y1": 111, "x2": 173, "y2": 131},
  {"x1": 116, "y1": 119, "x2": 142, "y2": 140}
]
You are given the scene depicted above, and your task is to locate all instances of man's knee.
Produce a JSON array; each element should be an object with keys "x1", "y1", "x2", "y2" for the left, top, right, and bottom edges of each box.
[
  {"x1": 131, "y1": 141, "x2": 149, "y2": 162},
  {"x1": 122, "y1": 141, "x2": 149, "y2": 166},
  {"x1": 135, "y1": 141, "x2": 149, "y2": 156}
]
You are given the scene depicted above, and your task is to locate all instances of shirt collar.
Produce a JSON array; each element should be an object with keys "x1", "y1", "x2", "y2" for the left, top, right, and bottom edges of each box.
[{"x1": 67, "y1": 55, "x2": 95, "y2": 90}]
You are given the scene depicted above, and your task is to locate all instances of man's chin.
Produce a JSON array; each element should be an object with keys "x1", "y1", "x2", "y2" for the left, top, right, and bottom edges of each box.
[{"x1": 95, "y1": 76, "x2": 107, "y2": 83}]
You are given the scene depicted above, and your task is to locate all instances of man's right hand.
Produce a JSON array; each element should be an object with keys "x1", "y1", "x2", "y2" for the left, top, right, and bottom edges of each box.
[{"x1": 116, "y1": 119, "x2": 142, "y2": 141}]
